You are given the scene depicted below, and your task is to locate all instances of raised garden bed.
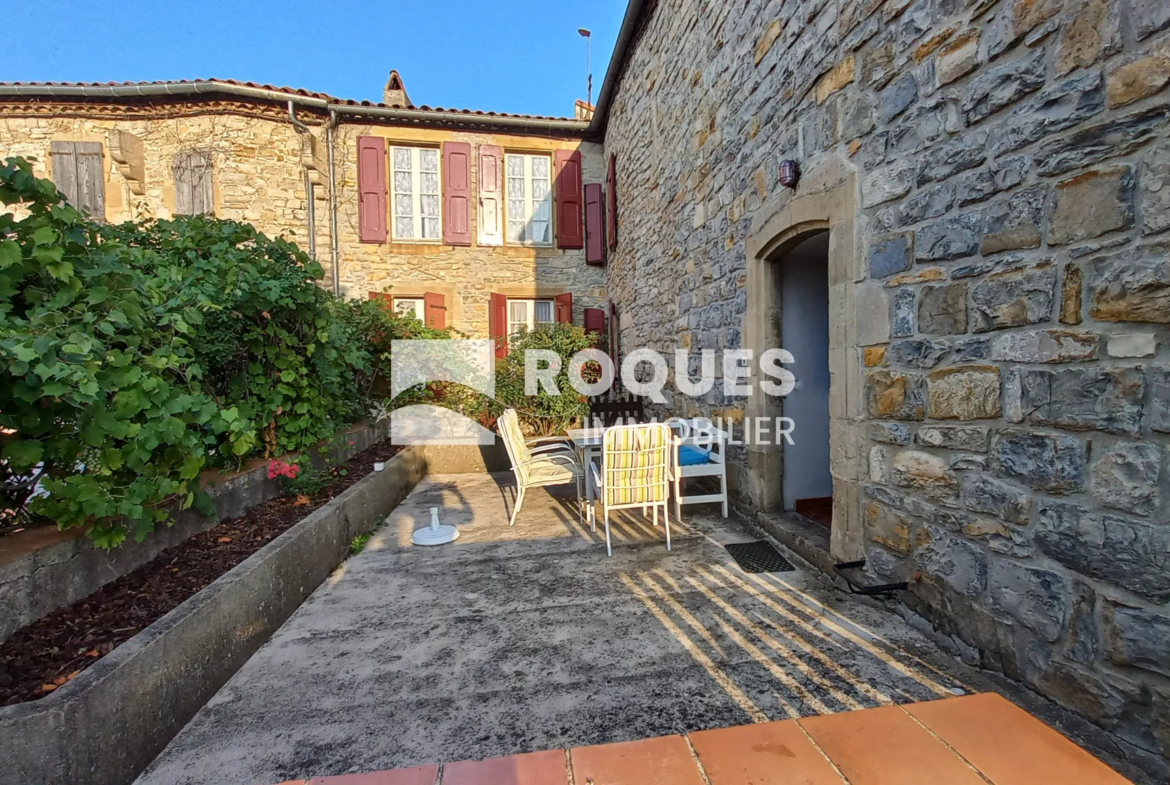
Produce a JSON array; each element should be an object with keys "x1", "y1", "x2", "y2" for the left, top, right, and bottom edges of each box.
[
  {"x1": 0, "y1": 422, "x2": 390, "y2": 643},
  {"x1": 0, "y1": 439, "x2": 509, "y2": 785},
  {"x1": 0, "y1": 439, "x2": 401, "y2": 707}
]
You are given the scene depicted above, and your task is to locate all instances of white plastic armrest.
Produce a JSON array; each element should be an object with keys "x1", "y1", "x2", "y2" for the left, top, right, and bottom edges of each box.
[
  {"x1": 518, "y1": 453, "x2": 578, "y2": 470},
  {"x1": 530, "y1": 443, "x2": 576, "y2": 457}
]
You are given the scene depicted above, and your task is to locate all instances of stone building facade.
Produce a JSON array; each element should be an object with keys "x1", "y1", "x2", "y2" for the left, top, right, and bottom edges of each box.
[
  {"x1": 0, "y1": 82, "x2": 607, "y2": 337},
  {"x1": 595, "y1": 0, "x2": 1169, "y2": 776}
]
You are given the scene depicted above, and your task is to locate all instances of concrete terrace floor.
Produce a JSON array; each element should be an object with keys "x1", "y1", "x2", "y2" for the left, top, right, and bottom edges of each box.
[{"x1": 139, "y1": 473, "x2": 1045, "y2": 785}]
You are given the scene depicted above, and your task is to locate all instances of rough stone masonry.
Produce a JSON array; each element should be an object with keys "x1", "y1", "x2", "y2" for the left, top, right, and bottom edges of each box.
[{"x1": 602, "y1": 0, "x2": 1170, "y2": 776}]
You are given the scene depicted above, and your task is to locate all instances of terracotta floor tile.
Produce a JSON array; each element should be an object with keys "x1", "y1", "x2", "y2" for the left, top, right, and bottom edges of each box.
[
  {"x1": 441, "y1": 749, "x2": 568, "y2": 785},
  {"x1": 689, "y1": 720, "x2": 844, "y2": 784},
  {"x1": 798, "y1": 704, "x2": 984, "y2": 785},
  {"x1": 906, "y1": 693, "x2": 1132, "y2": 784},
  {"x1": 308, "y1": 763, "x2": 439, "y2": 785},
  {"x1": 570, "y1": 734, "x2": 706, "y2": 785}
]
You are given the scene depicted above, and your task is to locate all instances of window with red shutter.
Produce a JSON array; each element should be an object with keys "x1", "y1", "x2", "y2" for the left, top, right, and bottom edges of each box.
[
  {"x1": 584, "y1": 183, "x2": 605, "y2": 264},
  {"x1": 555, "y1": 292, "x2": 573, "y2": 324},
  {"x1": 554, "y1": 149, "x2": 583, "y2": 249},
  {"x1": 442, "y1": 142, "x2": 472, "y2": 246},
  {"x1": 489, "y1": 293, "x2": 508, "y2": 359},
  {"x1": 606, "y1": 153, "x2": 617, "y2": 251},
  {"x1": 358, "y1": 137, "x2": 387, "y2": 243},
  {"x1": 423, "y1": 292, "x2": 447, "y2": 329}
]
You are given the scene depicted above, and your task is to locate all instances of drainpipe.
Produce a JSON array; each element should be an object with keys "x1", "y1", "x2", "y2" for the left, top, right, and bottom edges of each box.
[
  {"x1": 326, "y1": 110, "x2": 341, "y2": 296},
  {"x1": 287, "y1": 101, "x2": 317, "y2": 261}
]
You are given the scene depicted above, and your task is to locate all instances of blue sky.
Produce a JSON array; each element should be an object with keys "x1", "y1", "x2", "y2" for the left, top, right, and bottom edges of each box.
[{"x1": 1, "y1": 0, "x2": 627, "y2": 118}]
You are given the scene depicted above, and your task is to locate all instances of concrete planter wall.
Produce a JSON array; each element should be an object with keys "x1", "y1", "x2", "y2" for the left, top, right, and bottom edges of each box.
[
  {"x1": 0, "y1": 423, "x2": 389, "y2": 643},
  {"x1": 0, "y1": 443, "x2": 442, "y2": 785}
]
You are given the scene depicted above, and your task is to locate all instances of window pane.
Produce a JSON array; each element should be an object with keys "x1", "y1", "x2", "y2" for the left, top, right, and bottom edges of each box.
[
  {"x1": 507, "y1": 177, "x2": 525, "y2": 200},
  {"x1": 419, "y1": 148, "x2": 438, "y2": 171},
  {"x1": 421, "y1": 194, "x2": 440, "y2": 217},
  {"x1": 531, "y1": 220, "x2": 550, "y2": 244},
  {"x1": 420, "y1": 171, "x2": 439, "y2": 195},
  {"x1": 507, "y1": 220, "x2": 526, "y2": 243},
  {"x1": 531, "y1": 156, "x2": 549, "y2": 178},
  {"x1": 397, "y1": 196, "x2": 413, "y2": 217},
  {"x1": 507, "y1": 156, "x2": 524, "y2": 177},
  {"x1": 532, "y1": 195, "x2": 550, "y2": 221},
  {"x1": 394, "y1": 170, "x2": 412, "y2": 194},
  {"x1": 396, "y1": 217, "x2": 414, "y2": 239},
  {"x1": 421, "y1": 217, "x2": 440, "y2": 239},
  {"x1": 393, "y1": 147, "x2": 412, "y2": 170},
  {"x1": 534, "y1": 301, "x2": 553, "y2": 323}
]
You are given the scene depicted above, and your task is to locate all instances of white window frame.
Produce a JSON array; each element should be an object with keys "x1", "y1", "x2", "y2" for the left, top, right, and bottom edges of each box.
[
  {"x1": 507, "y1": 298, "x2": 555, "y2": 336},
  {"x1": 393, "y1": 297, "x2": 425, "y2": 321},
  {"x1": 505, "y1": 153, "x2": 553, "y2": 247},
  {"x1": 390, "y1": 146, "x2": 442, "y2": 242}
]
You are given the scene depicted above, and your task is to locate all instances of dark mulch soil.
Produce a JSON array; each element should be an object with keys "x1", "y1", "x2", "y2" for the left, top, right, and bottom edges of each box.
[{"x1": 0, "y1": 439, "x2": 402, "y2": 707}]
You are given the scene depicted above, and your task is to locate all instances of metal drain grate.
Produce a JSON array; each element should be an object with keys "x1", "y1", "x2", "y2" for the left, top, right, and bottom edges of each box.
[{"x1": 725, "y1": 541, "x2": 796, "y2": 574}]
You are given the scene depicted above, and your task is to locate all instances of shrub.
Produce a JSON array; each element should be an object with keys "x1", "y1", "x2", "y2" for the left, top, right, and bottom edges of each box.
[
  {"x1": 0, "y1": 157, "x2": 224, "y2": 546},
  {"x1": 0, "y1": 157, "x2": 446, "y2": 546},
  {"x1": 494, "y1": 323, "x2": 599, "y2": 436}
]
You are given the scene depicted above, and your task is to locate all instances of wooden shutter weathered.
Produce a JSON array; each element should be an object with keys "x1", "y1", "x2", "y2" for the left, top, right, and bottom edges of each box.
[
  {"x1": 584, "y1": 183, "x2": 605, "y2": 264},
  {"x1": 554, "y1": 149, "x2": 583, "y2": 249},
  {"x1": 174, "y1": 152, "x2": 213, "y2": 216},
  {"x1": 358, "y1": 136, "x2": 387, "y2": 243},
  {"x1": 443, "y1": 141, "x2": 472, "y2": 246},
  {"x1": 424, "y1": 292, "x2": 447, "y2": 329},
  {"x1": 584, "y1": 307, "x2": 606, "y2": 334},
  {"x1": 555, "y1": 292, "x2": 573, "y2": 325},
  {"x1": 477, "y1": 145, "x2": 503, "y2": 246},
  {"x1": 51, "y1": 141, "x2": 105, "y2": 219},
  {"x1": 606, "y1": 153, "x2": 617, "y2": 251},
  {"x1": 489, "y1": 293, "x2": 508, "y2": 359}
]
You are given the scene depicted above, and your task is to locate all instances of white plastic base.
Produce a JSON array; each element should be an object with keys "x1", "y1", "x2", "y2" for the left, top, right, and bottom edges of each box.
[{"x1": 412, "y1": 524, "x2": 461, "y2": 546}]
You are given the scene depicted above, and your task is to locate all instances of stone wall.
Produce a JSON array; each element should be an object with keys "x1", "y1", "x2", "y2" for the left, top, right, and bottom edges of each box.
[
  {"x1": 602, "y1": 0, "x2": 1169, "y2": 775},
  {"x1": 0, "y1": 107, "x2": 607, "y2": 334},
  {"x1": 0, "y1": 112, "x2": 314, "y2": 244}
]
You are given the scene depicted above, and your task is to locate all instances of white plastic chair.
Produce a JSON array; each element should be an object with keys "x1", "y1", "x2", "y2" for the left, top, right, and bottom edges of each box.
[
  {"x1": 667, "y1": 418, "x2": 729, "y2": 520},
  {"x1": 588, "y1": 423, "x2": 677, "y2": 556},
  {"x1": 498, "y1": 409, "x2": 583, "y2": 527}
]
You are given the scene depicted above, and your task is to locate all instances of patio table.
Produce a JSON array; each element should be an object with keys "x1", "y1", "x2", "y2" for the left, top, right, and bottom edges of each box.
[{"x1": 565, "y1": 427, "x2": 605, "y2": 508}]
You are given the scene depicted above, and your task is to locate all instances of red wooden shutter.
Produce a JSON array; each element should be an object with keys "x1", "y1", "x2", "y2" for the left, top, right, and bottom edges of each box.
[
  {"x1": 555, "y1": 292, "x2": 573, "y2": 324},
  {"x1": 477, "y1": 145, "x2": 503, "y2": 246},
  {"x1": 609, "y1": 301, "x2": 619, "y2": 362},
  {"x1": 424, "y1": 292, "x2": 446, "y2": 329},
  {"x1": 606, "y1": 153, "x2": 617, "y2": 251},
  {"x1": 584, "y1": 183, "x2": 605, "y2": 264},
  {"x1": 368, "y1": 292, "x2": 392, "y2": 303},
  {"x1": 554, "y1": 149, "x2": 584, "y2": 249},
  {"x1": 358, "y1": 137, "x2": 387, "y2": 243},
  {"x1": 489, "y1": 292, "x2": 508, "y2": 359},
  {"x1": 443, "y1": 142, "x2": 472, "y2": 246},
  {"x1": 584, "y1": 307, "x2": 605, "y2": 334}
]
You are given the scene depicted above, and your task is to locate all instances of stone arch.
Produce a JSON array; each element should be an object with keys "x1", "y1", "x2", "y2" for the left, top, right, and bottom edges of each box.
[{"x1": 741, "y1": 155, "x2": 866, "y2": 562}]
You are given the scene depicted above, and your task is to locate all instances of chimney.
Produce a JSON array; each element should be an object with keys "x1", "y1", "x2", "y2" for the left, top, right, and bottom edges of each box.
[{"x1": 382, "y1": 70, "x2": 412, "y2": 108}]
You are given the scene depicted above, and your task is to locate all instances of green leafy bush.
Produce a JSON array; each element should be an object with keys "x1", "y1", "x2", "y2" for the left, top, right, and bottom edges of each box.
[
  {"x1": 0, "y1": 157, "x2": 448, "y2": 546},
  {"x1": 0, "y1": 157, "x2": 224, "y2": 547},
  {"x1": 494, "y1": 323, "x2": 599, "y2": 436}
]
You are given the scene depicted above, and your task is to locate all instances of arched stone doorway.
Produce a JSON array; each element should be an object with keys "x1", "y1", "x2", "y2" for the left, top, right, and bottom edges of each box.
[{"x1": 741, "y1": 156, "x2": 867, "y2": 562}]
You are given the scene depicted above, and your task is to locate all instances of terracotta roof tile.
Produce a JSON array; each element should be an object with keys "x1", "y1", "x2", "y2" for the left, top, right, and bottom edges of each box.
[{"x1": 0, "y1": 79, "x2": 577, "y2": 122}]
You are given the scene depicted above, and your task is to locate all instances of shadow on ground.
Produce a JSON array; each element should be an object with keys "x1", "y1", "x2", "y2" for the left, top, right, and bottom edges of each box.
[{"x1": 137, "y1": 473, "x2": 1003, "y2": 785}]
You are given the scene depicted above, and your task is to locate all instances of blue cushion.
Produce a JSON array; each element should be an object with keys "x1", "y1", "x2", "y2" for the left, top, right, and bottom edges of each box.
[{"x1": 678, "y1": 445, "x2": 711, "y2": 466}]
